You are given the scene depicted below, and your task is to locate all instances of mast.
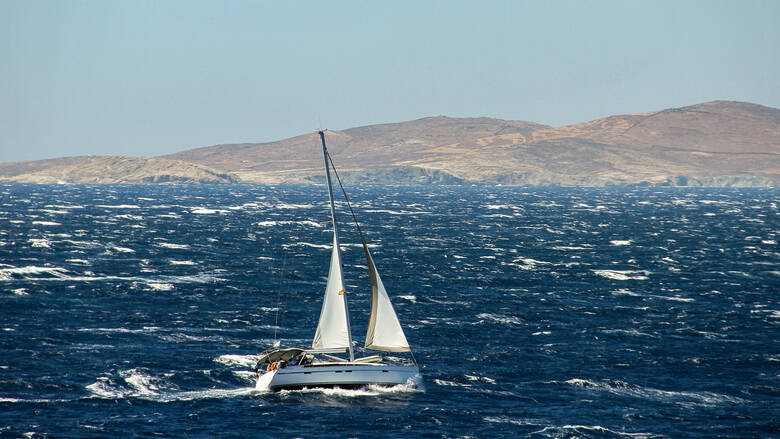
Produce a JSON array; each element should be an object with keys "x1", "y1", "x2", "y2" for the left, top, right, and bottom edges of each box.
[{"x1": 319, "y1": 130, "x2": 354, "y2": 362}]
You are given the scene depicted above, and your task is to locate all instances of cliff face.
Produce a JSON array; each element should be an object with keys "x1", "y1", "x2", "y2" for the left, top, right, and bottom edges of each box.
[{"x1": 2, "y1": 101, "x2": 778, "y2": 186}]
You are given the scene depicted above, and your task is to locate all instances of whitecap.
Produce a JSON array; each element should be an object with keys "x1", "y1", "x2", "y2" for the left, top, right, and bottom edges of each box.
[
  {"x1": 465, "y1": 374, "x2": 496, "y2": 384},
  {"x1": 276, "y1": 203, "x2": 315, "y2": 209},
  {"x1": 214, "y1": 354, "x2": 260, "y2": 368},
  {"x1": 484, "y1": 416, "x2": 542, "y2": 427},
  {"x1": 285, "y1": 242, "x2": 331, "y2": 249},
  {"x1": 593, "y1": 270, "x2": 649, "y2": 281},
  {"x1": 562, "y1": 378, "x2": 747, "y2": 407},
  {"x1": 169, "y1": 260, "x2": 196, "y2": 266},
  {"x1": 96, "y1": 204, "x2": 140, "y2": 209},
  {"x1": 146, "y1": 282, "x2": 174, "y2": 291},
  {"x1": 28, "y1": 238, "x2": 52, "y2": 248},
  {"x1": 0, "y1": 265, "x2": 70, "y2": 280},
  {"x1": 476, "y1": 313, "x2": 522, "y2": 325},
  {"x1": 613, "y1": 288, "x2": 641, "y2": 296},
  {"x1": 610, "y1": 240, "x2": 632, "y2": 246},
  {"x1": 648, "y1": 294, "x2": 695, "y2": 302},
  {"x1": 111, "y1": 246, "x2": 135, "y2": 253},
  {"x1": 433, "y1": 379, "x2": 471, "y2": 388},
  {"x1": 551, "y1": 245, "x2": 590, "y2": 251},
  {"x1": 32, "y1": 220, "x2": 61, "y2": 226},
  {"x1": 269, "y1": 377, "x2": 422, "y2": 396},
  {"x1": 191, "y1": 208, "x2": 228, "y2": 214},
  {"x1": 363, "y1": 209, "x2": 430, "y2": 215},
  {"x1": 157, "y1": 242, "x2": 190, "y2": 250},
  {"x1": 86, "y1": 369, "x2": 255, "y2": 402}
]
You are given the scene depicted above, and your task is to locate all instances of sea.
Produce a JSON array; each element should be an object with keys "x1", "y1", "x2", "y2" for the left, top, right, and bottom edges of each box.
[{"x1": 0, "y1": 184, "x2": 778, "y2": 438}]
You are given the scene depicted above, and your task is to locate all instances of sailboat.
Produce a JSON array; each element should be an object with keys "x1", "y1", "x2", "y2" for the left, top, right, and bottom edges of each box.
[{"x1": 254, "y1": 130, "x2": 421, "y2": 392}]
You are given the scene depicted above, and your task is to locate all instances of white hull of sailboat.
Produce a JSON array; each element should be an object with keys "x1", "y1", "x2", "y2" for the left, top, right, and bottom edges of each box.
[{"x1": 258, "y1": 363, "x2": 420, "y2": 392}]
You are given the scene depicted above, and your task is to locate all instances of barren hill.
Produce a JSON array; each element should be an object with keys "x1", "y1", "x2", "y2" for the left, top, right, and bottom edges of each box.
[
  {"x1": 165, "y1": 101, "x2": 780, "y2": 186},
  {"x1": 0, "y1": 156, "x2": 238, "y2": 184},
  {"x1": 1, "y1": 101, "x2": 778, "y2": 186}
]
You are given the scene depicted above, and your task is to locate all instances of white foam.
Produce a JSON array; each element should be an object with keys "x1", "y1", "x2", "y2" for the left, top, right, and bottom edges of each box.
[
  {"x1": 255, "y1": 220, "x2": 323, "y2": 228},
  {"x1": 433, "y1": 379, "x2": 471, "y2": 388},
  {"x1": 531, "y1": 424, "x2": 656, "y2": 438},
  {"x1": 146, "y1": 282, "x2": 174, "y2": 291},
  {"x1": 214, "y1": 354, "x2": 259, "y2": 368},
  {"x1": 28, "y1": 238, "x2": 52, "y2": 248},
  {"x1": 511, "y1": 257, "x2": 549, "y2": 270},
  {"x1": 465, "y1": 374, "x2": 496, "y2": 384},
  {"x1": 170, "y1": 260, "x2": 196, "y2": 265},
  {"x1": 363, "y1": 209, "x2": 431, "y2": 215},
  {"x1": 649, "y1": 294, "x2": 695, "y2": 302},
  {"x1": 551, "y1": 245, "x2": 590, "y2": 251},
  {"x1": 483, "y1": 416, "x2": 540, "y2": 427},
  {"x1": 191, "y1": 208, "x2": 228, "y2": 214},
  {"x1": 32, "y1": 220, "x2": 61, "y2": 226},
  {"x1": 610, "y1": 240, "x2": 632, "y2": 246},
  {"x1": 476, "y1": 313, "x2": 522, "y2": 325},
  {"x1": 563, "y1": 378, "x2": 747, "y2": 407},
  {"x1": 613, "y1": 288, "x2": 641, "y2": 296},
  {"x1": 111, "y1": 246, "x2": 135, "y2": 253},
  {"x1": 11, "y1": 288, "x2": 29, "y2": 296},
  {"x1": 286, "y1": 242, "x2": 331, "y2": 249},
  {"x1": 593, "y1": 270, "x2": 649, "y2": 281},
  {"x1": 0, "y1": 266, "x2": 70, "y2": 280},
  {"x1": 86, "y1": 369, "x2": 255, "y2": 402},
  {"x1": 157, "y1": 242, "x2": 190, "y2": 249},
  {"x1": 255, "y1": 370, "x2": 275, "y2": 391},
  {"x1": 276, "y1": 203, "x2": 314, "y2": 209},
  {"x1": 96, "y1": 204, "x2": 140, "y2": 209},
  {"x1": 275, "y1": 377, "x2": 422, "y2": 396}
]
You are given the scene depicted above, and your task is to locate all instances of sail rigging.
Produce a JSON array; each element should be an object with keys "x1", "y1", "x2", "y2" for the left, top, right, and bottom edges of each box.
[
  {"x1": 255, "y1": 129, "x2": 420, "y2": 391},
  {"x1": 316, "y1": 131, "x2": 412, "y2": 354},
  {"x1": 312, "y1": 131, "x2": 354, "y2": 360}
]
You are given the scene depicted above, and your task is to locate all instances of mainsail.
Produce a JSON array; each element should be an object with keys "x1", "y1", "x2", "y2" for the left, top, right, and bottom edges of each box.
[
  {"x1": 363, "y1": 245, "x2": 411, "y2": 352},
  {"x1": 312, "y1": 131, "x2": 354, "y2": 357},
  {"x1": 311, "y1": 234, "x2": 351, "y2": 350},
  {"x1": 312, "y1": 130, "x2": 411, "y2": 358}
]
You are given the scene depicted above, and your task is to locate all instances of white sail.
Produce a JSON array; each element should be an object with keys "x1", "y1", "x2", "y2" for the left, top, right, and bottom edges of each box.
[
  {"x1": 364, "y1": 247, "x2": 411, "y2": 352},
  {"x1": 312, "y1": 235, "x2": 351, "y2": 349},
  {"x1": 312, "y1": 130, "x2": 354, "y2": 356}
]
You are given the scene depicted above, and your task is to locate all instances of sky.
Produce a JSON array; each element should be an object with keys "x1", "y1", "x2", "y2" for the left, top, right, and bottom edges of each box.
[{"x1": 1, "y1": 0, "x2": 778, "y2": 162}]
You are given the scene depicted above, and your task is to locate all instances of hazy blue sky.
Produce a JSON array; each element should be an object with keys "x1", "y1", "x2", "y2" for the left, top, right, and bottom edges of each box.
[{"x1": 1, "y1": 0, "x2": 778, "y2": 162}]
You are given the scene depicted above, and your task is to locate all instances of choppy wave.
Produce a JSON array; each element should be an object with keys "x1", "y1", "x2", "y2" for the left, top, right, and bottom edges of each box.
[
  {"x1": 562, "y1": 378, "x2": 748, "y2": 407},
  {"x1": 2, "y1": 185, "x2": 777, "y2": 438},
  {"x1": 85, "y1": 368, "x2": 254, "y2": 402},
  {"x1": 593, "y1": 270, "x2": 649, "y2": 280}
]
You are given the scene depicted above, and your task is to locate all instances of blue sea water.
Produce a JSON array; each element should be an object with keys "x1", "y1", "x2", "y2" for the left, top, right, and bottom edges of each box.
[{"x1": 0, "y1": 184, "x2": 778, "y2": 438}]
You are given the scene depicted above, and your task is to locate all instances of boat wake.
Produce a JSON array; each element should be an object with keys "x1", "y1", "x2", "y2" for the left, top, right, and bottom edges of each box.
[
  {"x1": 273, "y1": 377, "x2": 423, "y2": 397},
  {"x1": 85, "y1": 368, "x2": 255, "y2": 402}
]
